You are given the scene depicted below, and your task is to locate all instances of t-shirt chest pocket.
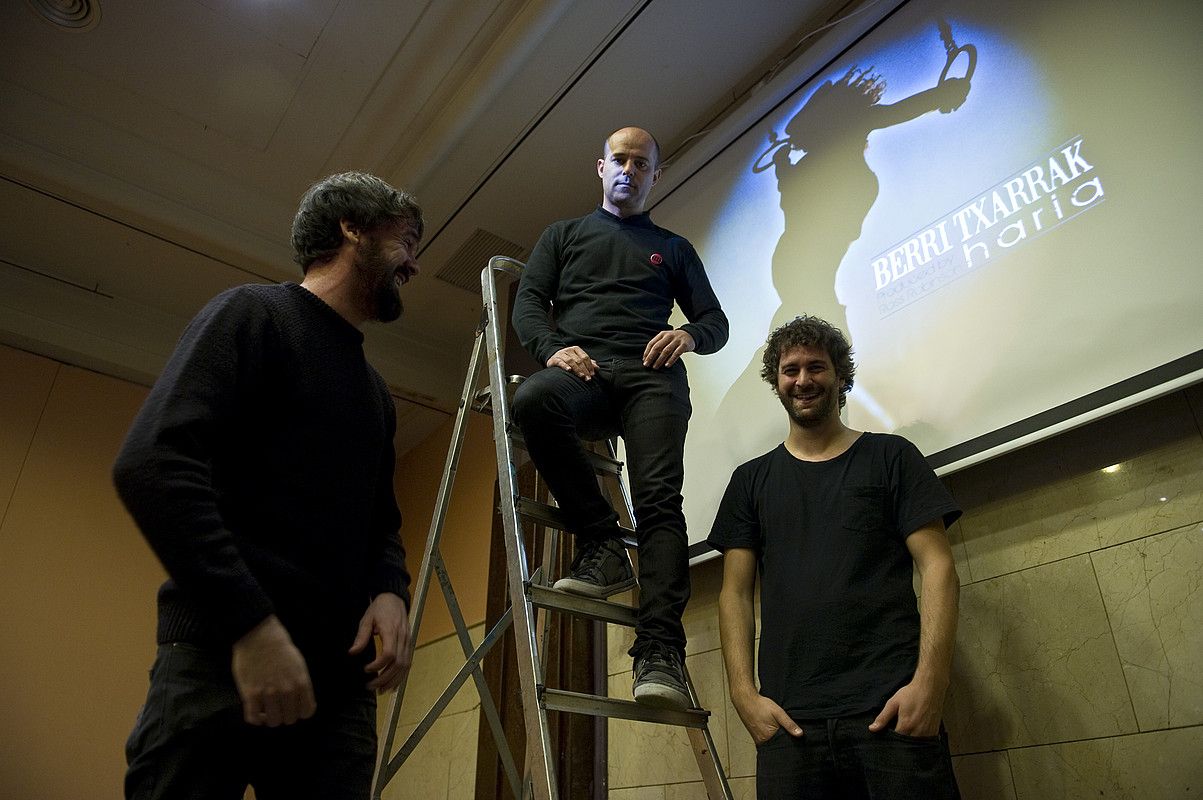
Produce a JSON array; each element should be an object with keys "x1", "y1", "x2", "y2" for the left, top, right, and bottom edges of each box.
[{"x1": 839, "y1": 485, "x2": 890, "y2": 532}]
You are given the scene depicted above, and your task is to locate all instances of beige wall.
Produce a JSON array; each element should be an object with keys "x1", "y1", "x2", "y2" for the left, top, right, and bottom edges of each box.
[
  {"x1": 0, "y1": 342, "x2": 493, "y2": 799},
  {"x1": 0, "y1": 343, "x2": 165, "y2": 800},
  {"x1": 386, "y1": 383, "x2": 1203, "y2": 800},
  {"x1": 395, "y1": 413, "x2": 495, "y2": 646}
]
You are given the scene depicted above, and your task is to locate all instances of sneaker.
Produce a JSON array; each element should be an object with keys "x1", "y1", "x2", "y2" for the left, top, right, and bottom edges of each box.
[
  {"x1": 633, "y1": 643, "x2": 692, "y2": 710},
  {"x1": 553, "y1": 537, "x2": 636, "y2": 598}
]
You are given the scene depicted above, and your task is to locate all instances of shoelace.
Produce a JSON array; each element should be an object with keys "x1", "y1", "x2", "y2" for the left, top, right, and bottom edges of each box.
[
  {"x1": 571, "y1": 540, "x2": 610, "y2": 577},
  {"x1": 637, "y1": 645, "x2": 680, "y2": 679}
]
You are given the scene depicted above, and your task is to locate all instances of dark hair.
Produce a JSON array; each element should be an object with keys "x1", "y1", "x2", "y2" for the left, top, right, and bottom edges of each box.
[
  {"x1": 603, "y1": 127, "x2": 662, "y2": 168},
  {"x1": 760, "y1": 315, "x2": 856, "y2": 407},
  {"x1": 290, "y1": 172, "x2": 424, "y2": 272}
]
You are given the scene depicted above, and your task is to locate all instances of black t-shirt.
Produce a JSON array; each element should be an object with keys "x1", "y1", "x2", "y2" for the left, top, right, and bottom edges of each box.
[{"x1": 707, "y1": 433, "x2": 960, "y2": 718}]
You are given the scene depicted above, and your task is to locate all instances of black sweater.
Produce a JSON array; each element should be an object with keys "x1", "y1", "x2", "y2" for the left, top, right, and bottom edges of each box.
[
  {"x1": 113, "y1": 283, "x2": 409, "y2": 689},
  {"x1": 513, "y1": 207, "x2": 728, "y2": 365}
]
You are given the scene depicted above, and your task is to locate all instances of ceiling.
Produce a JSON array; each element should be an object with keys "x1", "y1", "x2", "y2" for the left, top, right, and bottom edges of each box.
[{"x1": 0, "y1": 0, "x2": 851, "y2": 453}]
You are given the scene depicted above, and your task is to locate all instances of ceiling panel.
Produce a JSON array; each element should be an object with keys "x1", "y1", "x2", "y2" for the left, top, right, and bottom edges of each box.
[{"x1": 0, "y1": 0, "x2": 847, "y2": 449}]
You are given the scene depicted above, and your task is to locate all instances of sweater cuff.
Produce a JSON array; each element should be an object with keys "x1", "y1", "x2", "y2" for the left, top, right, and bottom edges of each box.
[{"x1": 679, "y1": 324, "x2": 706, "y2": 354}]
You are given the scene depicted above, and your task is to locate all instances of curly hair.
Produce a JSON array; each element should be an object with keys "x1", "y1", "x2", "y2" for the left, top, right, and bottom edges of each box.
[
  {"x1": 290, "y1": 172, "x2": 424, "y2": 272},
  {"x1": 760, "y1": 316, "x2": 856, "y2": 407}
]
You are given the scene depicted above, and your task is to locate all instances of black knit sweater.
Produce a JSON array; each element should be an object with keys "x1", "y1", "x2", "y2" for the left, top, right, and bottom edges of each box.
[
  {"x1": 113, "y1": 283, "x2": 410, "y2": 691},
  {"x1": 513, "y1": 207, "x2": 728, "y2": 365}
]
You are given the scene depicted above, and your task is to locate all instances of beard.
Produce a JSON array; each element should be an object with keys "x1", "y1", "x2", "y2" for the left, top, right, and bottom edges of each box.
[
  {"x1": 777, "y1": 383, "x2": 840, "y2": 427},
  {"x1": 355, "y1": 235, "x2": 403, "y2": 323}
]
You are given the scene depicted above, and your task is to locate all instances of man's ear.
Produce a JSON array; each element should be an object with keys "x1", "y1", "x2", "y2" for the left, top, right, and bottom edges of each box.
[
  {"x1": 651, "y1": 167, "x2": 662, "y2": 186},
  {"x1": 339, "y1": 219, "x2": 361, "y2": 243}
]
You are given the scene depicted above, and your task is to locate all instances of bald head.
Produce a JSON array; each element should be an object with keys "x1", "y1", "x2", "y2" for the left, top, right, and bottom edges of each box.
[
  {"x1": 603, "y1": 127, "x2": 661, "y2": 168},
  {"x1": 597, "y1": 127, "x2": 662, "y2": 217}
]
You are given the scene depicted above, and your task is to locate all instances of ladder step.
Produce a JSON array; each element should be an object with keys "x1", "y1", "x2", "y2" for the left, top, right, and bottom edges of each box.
[
  {"x1": 515, "y1": 496, "x2": 567, "y2": 529},
  {"x1": 529, "y1": 584, "x2": 637, "y2": 626},
  {"x1": 509, "y1": 433, "x2": 623, "y2": 476},
  {"x1": 540, "y1": 688, "x2": 710, "y2": 728},
  {"x1": 515, "y1": 498, "x2": 635, "y2": 543}
]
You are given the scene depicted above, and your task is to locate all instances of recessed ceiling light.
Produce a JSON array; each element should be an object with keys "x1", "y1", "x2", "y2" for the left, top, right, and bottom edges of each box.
[{"x1": 26, "y1": 0, "x2": 101, "y2": 32}]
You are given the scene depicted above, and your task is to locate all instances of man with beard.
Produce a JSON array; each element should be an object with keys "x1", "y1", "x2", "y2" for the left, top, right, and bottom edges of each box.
[
  {"x1": 708, "y1": 315, "x2": 962, "y2": 799},
  {"x1": 115, "y1": 171, "x2": 421, "y2": 799},
  {"x1": 512, "y1": 127, "x2": 728, "y2": 710}
]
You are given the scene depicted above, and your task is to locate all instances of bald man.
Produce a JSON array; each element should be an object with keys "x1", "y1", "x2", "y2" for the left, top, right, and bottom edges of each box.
[{"x1": 512, "y1": 127, "x2": 728, "y2": 710}]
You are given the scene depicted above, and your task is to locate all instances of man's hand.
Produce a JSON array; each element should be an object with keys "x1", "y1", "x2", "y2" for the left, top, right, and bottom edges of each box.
[
  {"x1": 231, "y1": 615, "x2": 316, "y2": 727},
  {"x1": 868, "y1": 677, "x2": 945, "y2": 737},
  {"x1": 349, "y1": 592, "x2": 412, "y2": 692},
  {"x1": 643, "y1": 329, "x2": 695, "y2": 369},
  {"x1": 547, "y1": 346, "x2": 599, "y2": 380},
  {"x1": 732, "y1": 689, "x2": 803, "y2": 745}
]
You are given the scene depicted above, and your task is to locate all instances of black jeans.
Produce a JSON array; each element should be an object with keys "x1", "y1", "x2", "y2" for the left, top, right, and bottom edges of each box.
[
  {"x1": 511, "y1": 359, "x2": 692, "y2": 658},
  {"x1": 125, "y1": 643, "x2": 377, "y2": 800},
  {"x1": 755, "y1": 713, "x2": 960, "y2": 800}
]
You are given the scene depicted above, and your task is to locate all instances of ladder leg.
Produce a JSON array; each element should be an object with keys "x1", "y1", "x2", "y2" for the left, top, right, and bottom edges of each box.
[
  {"x1": 373, "y1": 328, "x2": 487, "y2": 799},
  {"x1": 482, "y1": 263, "x2": 559, "y2": 800}
]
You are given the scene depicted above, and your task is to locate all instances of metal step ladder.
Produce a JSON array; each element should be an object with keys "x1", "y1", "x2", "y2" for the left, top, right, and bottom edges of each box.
[{"x1": 372, "y1": 256, "x2": 732, "y2": 800}]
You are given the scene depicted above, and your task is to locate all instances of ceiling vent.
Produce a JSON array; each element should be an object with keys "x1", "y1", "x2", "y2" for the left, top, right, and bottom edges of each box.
[
  {"x1": 436, "y1": 228, "x2": 526, "y2": 295},
  {"x1": 27, "y1": 0, "x2": 101, "y2": 31}
]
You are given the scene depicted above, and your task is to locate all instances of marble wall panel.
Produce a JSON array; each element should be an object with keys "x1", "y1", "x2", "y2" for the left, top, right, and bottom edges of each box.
[
  {"x1": 611, "y1": 787, "x2": 666, "y2": 800},
  {"x1": 395, "y1": 624, "x2": 484, "y2": 727},
  {"x1": 680, "y1": 557, "x2": 724, "y2": 657},
  {"x1": 663, "y1": 782, "x2": 705, "y2": 800},
  {"x1": 722, "y1": 650, "x2": 758, "y2": 779},
  {"x1": 379, "y1": 720, "x2": 448, "y2": 799},
  {"x1": 1092, "y1": 523, "x2": 1203, "y2": 729},
  {"x1": 951, "y1": 752, "x2": 1017, "y2": 800},
  {"x1": 378, "y1": 707, "x2": 479, "y2": 800},
  {"x1": 1008, "y1": 727, "x2": 1203, "y2": 800},
  {"x1": 725, "y1": 776, "x2": 757, "y2": 799},
  {"x1": 950, "y1": 393, "x2": 1203, "y2": 581},
  {"x1": 443, "y1": 709, "x2": 481, "y2": 800},
  {"x1": 608, "y1": 649, "x2": 728, "y2": 789},
  {"x1": 944, "y1": 554, "x2": 1136, "y2": 752},
  {"x1": 608, "y1": 587, "x2": 639, "y2": 676}
]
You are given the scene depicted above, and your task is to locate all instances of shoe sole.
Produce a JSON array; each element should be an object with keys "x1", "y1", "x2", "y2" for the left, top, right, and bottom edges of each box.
[
  {"x1": 552, "y1": 575, "x2": 638, "y2": 599},
  {"x1": 633, "y1": 683, "x2": 692, "y2": 711}
]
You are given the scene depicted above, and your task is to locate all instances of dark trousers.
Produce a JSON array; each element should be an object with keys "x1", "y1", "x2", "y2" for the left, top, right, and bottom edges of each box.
[
  {"x1": 125, "y1": 643, "x2": 377, "y2": 800},
  {"x1": 511, "y1": 360, "x2": 692, "y2": 657},
  {"x1": 755, "y1": 714, "x2": 960, "y2": 800}
]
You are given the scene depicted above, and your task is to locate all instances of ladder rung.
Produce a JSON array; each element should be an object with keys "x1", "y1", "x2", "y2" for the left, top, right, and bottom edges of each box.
[
  {"x1": 514, "y1": 498, "x2": 636, "y2": 543},
  {"x1": 540, "y1": 687, "x2": 710, "y2": 728},
  {"x1": 509, "y1": 433, "x2": 623, "y2": 476},
  {"x1": 515, "y1": 497, "x2": 566, "y2": 529},
  {"x1": 528, "y1": 584, "x2": 637, "y2": 626}
]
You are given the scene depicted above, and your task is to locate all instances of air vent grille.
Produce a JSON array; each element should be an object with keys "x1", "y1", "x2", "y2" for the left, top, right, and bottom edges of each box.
[{"x1": 436, "y1": 229, "x2": 526, "y2": 295}]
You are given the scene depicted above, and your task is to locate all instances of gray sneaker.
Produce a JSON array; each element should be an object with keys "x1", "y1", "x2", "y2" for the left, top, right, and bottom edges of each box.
[
  {"x1": 553, "y1": 537, "x2": 636, "y2": 598},
  {"x1": 633, "y1": 644, "x2": 692, "y2": 710}
]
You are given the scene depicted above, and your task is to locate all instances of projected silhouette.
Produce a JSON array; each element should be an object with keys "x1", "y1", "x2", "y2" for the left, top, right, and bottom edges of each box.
[{"x1": 717, "y1": 21, "x2": 974, "y2": 440}]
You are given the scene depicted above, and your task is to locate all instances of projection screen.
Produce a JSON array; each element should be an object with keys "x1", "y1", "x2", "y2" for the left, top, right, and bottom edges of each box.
[{"x1": 653, "y1": 0, "x2": 1203, "y2": 555}]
